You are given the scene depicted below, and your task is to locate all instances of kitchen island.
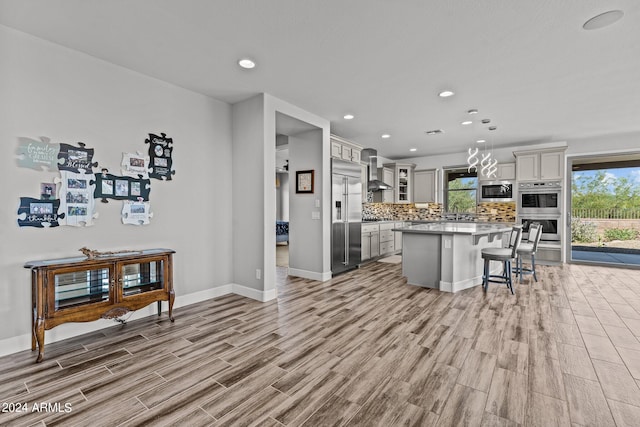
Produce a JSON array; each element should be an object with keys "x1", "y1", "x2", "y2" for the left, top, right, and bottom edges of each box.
[{"x1": 393, "y1": 222, "x2": 513, "y2": 293}]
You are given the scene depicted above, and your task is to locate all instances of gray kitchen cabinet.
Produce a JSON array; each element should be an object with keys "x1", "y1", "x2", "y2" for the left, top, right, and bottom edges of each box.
[
  {"x1": 394, "y1": 222, "x2": 404, "y2": 252},
  {"x1": 361, "y1": 223, "x2": 380, "y2": 261},
  {"x1": 478, "y1": 163, "x2": 516, "y2": 181},
  {"x1": 384, "y1": 163, "x2": 416, "y2": 203},
  {"x1": 330, "y1": 135, "x2": 362, "y2": 164},
  {"x1": 379, "y1": 223, "x2": 395, "y2": 255},
  {"x1": 514, "y1": 149, "x2": 565, "y2": 181},
  {"x1": 414, "y1": 169, "x2": 437, "y2": 203}
]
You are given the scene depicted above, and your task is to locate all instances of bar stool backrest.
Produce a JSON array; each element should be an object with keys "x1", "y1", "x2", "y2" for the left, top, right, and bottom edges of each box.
[
  {"x1": 508, "y1": 226, "x2": 523, "y2": 259},
  {"x1": 528, "y1": 223, "x2": 543, "y2": 253}
]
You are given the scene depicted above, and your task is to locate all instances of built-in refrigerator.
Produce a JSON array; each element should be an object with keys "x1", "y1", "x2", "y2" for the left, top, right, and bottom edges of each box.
[{"x1": 331, "y1": 158, "x2": 362, "y2": 275}]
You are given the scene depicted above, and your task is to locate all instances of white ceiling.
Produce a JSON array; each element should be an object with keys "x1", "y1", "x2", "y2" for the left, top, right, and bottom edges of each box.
[{"x1": 1, "y1": 0, "x2": 639, "y2": 159}]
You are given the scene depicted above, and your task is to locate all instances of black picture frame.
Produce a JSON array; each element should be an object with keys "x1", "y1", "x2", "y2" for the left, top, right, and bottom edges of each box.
[{"x1": 296, "y1": 170, "x2": 314, "y2": 193}]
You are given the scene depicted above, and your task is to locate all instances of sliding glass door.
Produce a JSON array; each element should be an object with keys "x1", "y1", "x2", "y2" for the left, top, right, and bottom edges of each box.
[{"x1": 568, "y1": 154, "x2": 640, "y2": 266}]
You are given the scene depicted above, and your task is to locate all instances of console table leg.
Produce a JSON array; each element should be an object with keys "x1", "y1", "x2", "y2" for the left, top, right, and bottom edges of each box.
[
  {"x1": 32, "y1": 308, "x2": 37, "y2": 351},
  {"x1": 157, "y1": 300, "x2": 161, "y2": 317},
  {"x1": 168, "y1": 289, "x2": 175, "y2": 322},
  {"x1": 35, "y1": 317, "x2": 45, "y2": 363}
]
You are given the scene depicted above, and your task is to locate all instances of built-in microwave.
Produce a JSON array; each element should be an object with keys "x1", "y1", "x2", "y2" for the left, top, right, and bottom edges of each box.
[{"x1": 478, "y1": 181, "x2": 515, "y2": 203}]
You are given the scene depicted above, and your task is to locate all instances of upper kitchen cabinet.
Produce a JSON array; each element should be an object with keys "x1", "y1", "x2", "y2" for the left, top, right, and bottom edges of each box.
[
  {"x1": 514, "y1": 148, "x2": 566, "y2": 181},
  {"x1": 330, "y1": 134, "x2": 362, "y2": 164},
  {"x1": 414, "y1": 169, "x2": 437, "y2": 203},
  {"x1": 384, "y1": 163, "x2": 416, "y2": 203},
  {"x1": 478, "y1": 163, "x2": 516, "y2": 182}
]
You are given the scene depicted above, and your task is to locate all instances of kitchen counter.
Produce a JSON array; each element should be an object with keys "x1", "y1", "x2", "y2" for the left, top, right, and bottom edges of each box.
[{"x1": 393, "y1": 222, "x2": 513, "y2": 292}]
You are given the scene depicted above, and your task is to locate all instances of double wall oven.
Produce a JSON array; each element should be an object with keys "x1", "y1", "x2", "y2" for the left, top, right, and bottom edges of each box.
[{"x1": 517, "y1": 181, "x2": 561, "y2": 241}]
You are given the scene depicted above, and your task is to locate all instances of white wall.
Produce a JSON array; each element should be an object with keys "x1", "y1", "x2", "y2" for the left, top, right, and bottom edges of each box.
[
  {"x1": 231, "y1": 95, "x2": 266, "y2": 294},
  {"x1": 289, "y1": 129, "x2": 324, "y2": 275},
  {"x1": 0, "y1": 25, "x2": 234, "y2": 352}
]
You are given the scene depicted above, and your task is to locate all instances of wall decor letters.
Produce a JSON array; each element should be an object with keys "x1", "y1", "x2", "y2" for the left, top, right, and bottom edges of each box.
[
  {"x1": 55, "y1": 170, "x2": 98, "y2": 226},
  {"x1": 93, "y1": 169, "x2": 151, "y2": 203},
  {"x1": 121, "y1": 151, "x2": 150, "y2": 179},
  {"x1": 145, "y1": 133, "x2": 175, "y2": 180},
  {"x1": 58, "y1": 142, "x2": 98, "y2": 173},
  {"x1": 122, "y1": 200, "x2": 153, "y2": 225},
  {"x1": 17, "y1": 197, "x2": 64, "y2": 228},
  {"x1": 16, "y1": 137, "x2": 60, "y2": 171}
]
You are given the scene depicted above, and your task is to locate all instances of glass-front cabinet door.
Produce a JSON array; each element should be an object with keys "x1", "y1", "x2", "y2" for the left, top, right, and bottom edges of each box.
[
  {"x1": 47, "y1": 263, "x2": 114, "y2": 315},
  {"x1": 117, "y1": 257, "x2": 166, "y2": 300},
  {"x1": 398, "y1": 167, "x2": 409, "y2": 202}
]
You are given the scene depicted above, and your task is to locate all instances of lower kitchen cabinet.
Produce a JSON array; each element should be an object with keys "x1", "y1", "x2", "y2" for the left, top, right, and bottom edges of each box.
[
  {"x1": 379, "y1": 223, "x2": 395, "y2": 255},
  {"x1": 361, "y1": 224, "x2": 380, "y2": 261},
  {"x1": 24, "y1": 248, "x2": 175, "y2": 362},
  {"x1": 394, "y1": 222, "x2": 404, "y2": 252}
]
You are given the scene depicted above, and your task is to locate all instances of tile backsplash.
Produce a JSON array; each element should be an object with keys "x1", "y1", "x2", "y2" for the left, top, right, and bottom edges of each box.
[{"x1": 363, "y1": 202, "x2": 515, "y2": 222}]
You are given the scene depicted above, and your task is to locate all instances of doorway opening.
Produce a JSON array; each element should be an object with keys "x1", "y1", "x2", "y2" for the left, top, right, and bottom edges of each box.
[
  {"x1": 274, "y1": 112, "x2": 323, "y2": 284},
  {"x1": 569, "y1": 154, "x2": 640, "y2": 266}
]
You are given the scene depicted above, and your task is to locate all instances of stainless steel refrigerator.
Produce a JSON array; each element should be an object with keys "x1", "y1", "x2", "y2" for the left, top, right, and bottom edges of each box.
[{"x1": 332, "y1": 158, "x2": 362, "y2": 275}]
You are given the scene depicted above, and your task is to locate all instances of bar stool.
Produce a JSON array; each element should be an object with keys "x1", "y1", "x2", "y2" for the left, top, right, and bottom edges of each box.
[
  {"x1": 481, "y1": 226, "x2": 522, "y2": 294},
  {"x1": 516, "y1": 223, "x2": 543, "y2": 282}
]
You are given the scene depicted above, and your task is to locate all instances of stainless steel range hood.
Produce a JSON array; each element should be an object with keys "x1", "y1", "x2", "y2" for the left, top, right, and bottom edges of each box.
[{"x1": 361, "y1": 148, "x2": 393, "y2": 191}]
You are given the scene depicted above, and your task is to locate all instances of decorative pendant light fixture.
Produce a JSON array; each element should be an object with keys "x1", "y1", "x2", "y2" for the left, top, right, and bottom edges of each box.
[{"x1": 466, "y1": 140, "x2": 498, "y2": 178}]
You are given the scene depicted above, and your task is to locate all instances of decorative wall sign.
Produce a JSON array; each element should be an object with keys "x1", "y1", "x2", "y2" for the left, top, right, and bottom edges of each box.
[
  {"x1": 17, "y1": 197, "x2": 64, "y2": 228},
  {"x1": 122, "y1": 200, "x2": 153, "y2": 225},
  {"x1": 145, "y1": 133, "x2": 175, "y2": 180},
  {"x1": 121, "y1": 151, "x2": 150, "y2": 179},
  {"x1": 92, "y1": 169, "x2": 151, "y2": 203},
  {"x1": 16, "y1": 137, "x2": 60, "y2": 171},
  {"x1": 58, "y1": 142, "x2": 98, "y2": 173},
  {"x1": 55, "y1": 171, "x2": 98, "y2": 226}
]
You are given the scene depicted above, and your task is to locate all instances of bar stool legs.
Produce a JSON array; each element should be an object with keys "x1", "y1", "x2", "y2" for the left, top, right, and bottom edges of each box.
[{"x1": 482, "y1": 258, "x2": 515, "y2": 295}]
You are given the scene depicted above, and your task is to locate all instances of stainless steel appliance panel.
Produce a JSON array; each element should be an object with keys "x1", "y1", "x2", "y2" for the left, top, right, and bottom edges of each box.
[
  {"x1": 518, "y1": 181, "x2": 561, "y2": 215},
  {"x1": 519, "y1": 216, "x2": 560, "y2": 241},
  {"x1": 332, "y1": 159, "x2": 362, "y2": 275},
  {"x1": 479, "y1": 181, "x2": 514, "y2": 203}
]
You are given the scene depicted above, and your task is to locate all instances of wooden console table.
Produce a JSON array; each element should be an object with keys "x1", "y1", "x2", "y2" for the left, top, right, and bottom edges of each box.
[{"x1": 25, "y1": 248, "x2": 175, "y2": 362}]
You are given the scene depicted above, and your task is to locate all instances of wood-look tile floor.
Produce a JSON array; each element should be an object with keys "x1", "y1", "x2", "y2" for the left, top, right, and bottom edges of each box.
[{"x1": 3, "y1": 261, "x2": 640, "y2": 426}]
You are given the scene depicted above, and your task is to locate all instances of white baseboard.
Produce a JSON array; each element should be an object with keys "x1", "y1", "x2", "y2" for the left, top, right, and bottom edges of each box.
[
  {"x1": 288, "y1": 268, "x2": 332, "y2": 282},
  {"x1": 0, "y1": 282, "x2": 274, "y2": 358},
  {"x1": 231, "y1": 283, "x2": 277, "y2": 302}
]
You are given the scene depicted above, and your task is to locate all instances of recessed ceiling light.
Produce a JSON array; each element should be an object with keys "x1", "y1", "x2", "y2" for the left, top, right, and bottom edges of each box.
[
  {"x1": 381, "y1": 134, "x2": 391, "y2": 139},
  {"x1": 438, "y1": 90, "x2": 455, "y2": 98},
  {"x1": 583, "y1": 10, "x2": 624, "y2": 30},
  {"x1": 488, "y1": 126, "x2": 497, "y2": 131},
  {"x1": 343, "y1": 114, "x2": 354, "y2": 120},
  {"x1": 409, "y1": 148, "x2": 417, "y2": 152},
  {"x1": 425, "y1": 129, "x2": 444, "y2": 135},
  {"x1": 467, "y1": 109, "x2": 478, "y2": 115},
  {"x1": 238, "y1": 58, "x2": 256, "y2": 69},
  {"x1": 476, "y1": 139, "x2": 486, "y2": 143},
  {"x1": 461, "y1": 121, "x2": 473, "y2": 126},
  {"x1": 481, "y1": 119, "x2": 491, "y2": 124}
]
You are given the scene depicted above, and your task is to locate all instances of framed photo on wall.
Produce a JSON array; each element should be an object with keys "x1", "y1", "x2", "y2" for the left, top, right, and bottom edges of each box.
[{"x1": 296, "y1": 170, "x2": 314, "y2": 193}]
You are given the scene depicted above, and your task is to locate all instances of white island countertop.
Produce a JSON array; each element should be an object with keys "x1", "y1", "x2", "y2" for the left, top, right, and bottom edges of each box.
[{"x1": 393, "y1": 222, "x2": 513, "y2": 237}]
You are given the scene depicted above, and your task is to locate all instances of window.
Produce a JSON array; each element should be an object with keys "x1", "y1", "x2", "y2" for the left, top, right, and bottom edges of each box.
[{"x1": 445, "y1": 168, "x2": 477, "y2": 213}]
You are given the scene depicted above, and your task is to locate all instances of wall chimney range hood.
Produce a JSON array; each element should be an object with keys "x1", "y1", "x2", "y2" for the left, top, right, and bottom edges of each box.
[{"x1": 361, "y1": 148, "x2": 393, "y2": 191}]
